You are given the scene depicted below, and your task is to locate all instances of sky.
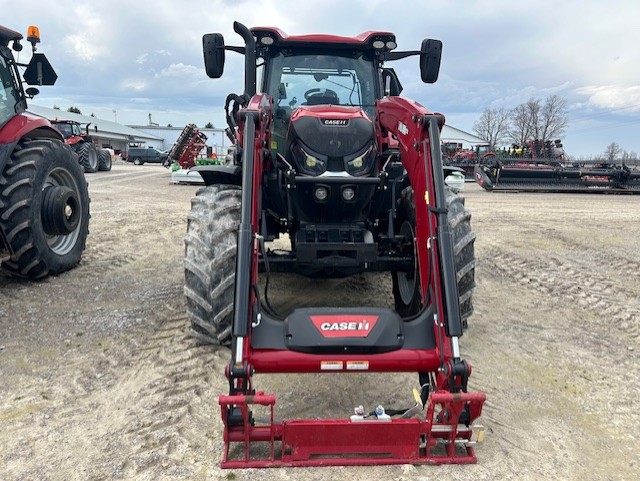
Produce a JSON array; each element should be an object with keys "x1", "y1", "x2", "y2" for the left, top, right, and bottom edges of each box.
[{"x1": 6, "y1": 0, "x2": 640, "y2": 158}]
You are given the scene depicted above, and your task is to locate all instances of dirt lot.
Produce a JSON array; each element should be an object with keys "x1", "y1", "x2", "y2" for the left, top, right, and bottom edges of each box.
[{"x1": 1, "y1": 162, "x2": 639, "y2": 480}]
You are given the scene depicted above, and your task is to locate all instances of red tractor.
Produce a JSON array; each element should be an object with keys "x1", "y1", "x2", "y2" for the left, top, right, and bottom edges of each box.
[
  {"x1": 186, "y1": 22, "x2": 485, "y2": 467},
  {"x1": 0, "y1": 25, "x2": 89, "y2": 278},
  {"x1": 50, "y1": 119, "x2": 111, "y2": 173}
]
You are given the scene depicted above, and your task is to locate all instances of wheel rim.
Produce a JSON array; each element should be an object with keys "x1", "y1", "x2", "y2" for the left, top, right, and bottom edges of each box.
[
  {"x1": 396, "y1": 221, "x2": 418, "y2": 305},
  {"x1": 42, "y1": 186, "x2": 80, "y2": 235},
  {"x1": 42, "y1": 166, "x2": 84, "y2": 255}
]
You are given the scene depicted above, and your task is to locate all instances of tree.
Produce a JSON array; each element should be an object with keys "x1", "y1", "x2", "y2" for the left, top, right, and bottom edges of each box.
[
  {"x1": 204, "y1": 122, "x2": 214, "y2": 129},
  {"x1": 538, "y1": 94, "x2": 568, "y2": 142},
  {"x1": 509, "y1": 103, "x2": 533, "y2": 146},
  {"x1": 472, "y1": 107, "x2": 510, "y2": 149},
  {"x1": 510, "y1": 95, "x2": 568, "y2": 146},
  {"x1": 167, "y1": 123, "x2": 173, "y2": 127},
  {"x1": 603, "y1": 142, "x2": 622, "y2": 162},
  {"x1": 52, "y1": 104, "x2": 60, "y2": 110},
  {"x1": 67, "y1": 106, "x2": 82, "y2": 114}
]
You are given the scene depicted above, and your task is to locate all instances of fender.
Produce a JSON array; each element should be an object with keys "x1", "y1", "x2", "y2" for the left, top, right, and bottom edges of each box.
[
  {"x1": 0, "y1": 112, "x2": 63, "y2": 145},
  {"x1": 193, "y1": 164, "x2": 242, "y2": 186}
]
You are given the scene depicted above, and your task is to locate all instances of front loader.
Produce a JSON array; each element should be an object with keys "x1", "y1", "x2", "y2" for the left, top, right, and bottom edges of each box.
[{"x1": 184, "y1": 22, "x2": 485, "y2": 467}]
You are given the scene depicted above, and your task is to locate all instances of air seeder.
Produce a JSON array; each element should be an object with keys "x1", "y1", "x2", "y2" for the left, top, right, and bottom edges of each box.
[{"x1": 184, "y1": 22, "x2": 485, "y2": 467}]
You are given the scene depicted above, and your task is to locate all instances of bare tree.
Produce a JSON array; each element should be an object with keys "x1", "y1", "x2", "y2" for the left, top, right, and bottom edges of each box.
[
  {"x1": 603, "y1": 142, "x2": 622, "y2": 162},
  {"x1": 508, "y1": 95, "x2": 568, "y2": 146},
  {"x1": 539, "y1": 94, "x2": 568, "y2": 142},
  {"x1": 473, "y1": 107, "x2": 510, "y2": 149},
  {"x1": 509, "y1": 103, "x2": 533, "y2": 146}
]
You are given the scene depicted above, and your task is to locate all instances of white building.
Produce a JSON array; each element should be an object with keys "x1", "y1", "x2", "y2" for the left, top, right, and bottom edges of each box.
[
  {"x1": 27, "y1": 105, "x2": 163, "y2": 154},
  {"x1": 440, "y1": 124, "x2": 486, "y2": 149}
]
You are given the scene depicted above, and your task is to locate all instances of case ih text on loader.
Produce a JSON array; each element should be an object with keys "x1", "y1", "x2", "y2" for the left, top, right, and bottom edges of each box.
[
  {"x1": 184, "y1": 22, "x2": 485, "y2": 467},
  {"x1": 0, "y1": 24, "x2": 89, "y2": 279}
]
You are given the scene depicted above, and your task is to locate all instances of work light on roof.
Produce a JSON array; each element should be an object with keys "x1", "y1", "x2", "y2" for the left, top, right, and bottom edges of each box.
[{"x1": 260, "y1": 35, "x2": 274, "y2": 45}]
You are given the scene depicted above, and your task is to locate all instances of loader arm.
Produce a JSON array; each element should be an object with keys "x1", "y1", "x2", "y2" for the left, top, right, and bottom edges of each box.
[{"x1": 376, "y1": 97, "x2": 464, "y2": 370}]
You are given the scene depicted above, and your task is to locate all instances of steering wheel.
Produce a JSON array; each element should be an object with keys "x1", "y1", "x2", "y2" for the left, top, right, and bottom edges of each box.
[{"x1": 304, "y1": 88, "x2": 338, "y2": 101}]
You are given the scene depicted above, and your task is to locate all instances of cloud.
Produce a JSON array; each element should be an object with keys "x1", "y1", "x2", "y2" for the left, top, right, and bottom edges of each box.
[{"x1": 575, "y1": 85, "x2": 640, "y2": 113}]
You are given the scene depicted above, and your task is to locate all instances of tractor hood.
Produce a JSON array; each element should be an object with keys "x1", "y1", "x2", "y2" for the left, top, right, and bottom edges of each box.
[{"x1": 287, "y1": 105, "x2": 375, "y2": 165}]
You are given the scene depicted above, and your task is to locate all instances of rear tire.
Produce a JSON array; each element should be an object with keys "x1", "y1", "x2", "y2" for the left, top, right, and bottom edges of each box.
[
  {"x1": 184, "y1": 185, "x2": 241, "y2": 345},
  {"x1": 0, "y1": 139, "x2": 90, "y2": 279},
  {"x1": 392, "y1": 187, "x2": 476, "y2": 326},
  {"x1": 98, "y1": 149, "x2": 112, "y2": 171},
  {"x1": 77, "y1": 142, "x2": 99, "y2": 173}
]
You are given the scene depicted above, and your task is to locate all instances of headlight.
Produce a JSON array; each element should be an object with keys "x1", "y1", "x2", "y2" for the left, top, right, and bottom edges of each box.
[
  {"x1": 346, "y1": 145, "x2": 376, "y2": 176},
  {"x1": 291, "y1": 143, "x2": 326, "y2": 176}
]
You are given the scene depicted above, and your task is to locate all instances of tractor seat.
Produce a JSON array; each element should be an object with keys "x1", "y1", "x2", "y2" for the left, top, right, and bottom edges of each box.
[{"x1": 303, "y1": 88, "x2": 340, "y2": 106}]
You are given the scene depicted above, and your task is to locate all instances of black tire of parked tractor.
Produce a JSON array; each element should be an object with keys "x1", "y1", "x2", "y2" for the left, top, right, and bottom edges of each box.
[
  {"x1": 392, "y1": 187, "x2": 476, "y2": 327},
  {"x1": 77, "y1": 142, "x2": 99, "y2": 173},
  {"x1": 0, "y1": 139, "x2": 90, "y2": 279},
  {"x1": 184, "y1": 184, "x2": 241, "y2": 345},
  {"x1": 98, "y1": 149, "x2": 112, "y2": 171}
]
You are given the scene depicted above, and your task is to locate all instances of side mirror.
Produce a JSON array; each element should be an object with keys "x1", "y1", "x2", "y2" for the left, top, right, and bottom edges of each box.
[
  {"x1": 203, "y1": 33, "x2": 225, "y2": 78},
  {"x1": 25, "y1": 87, "x2": 40, "y2": 98},
  {"x1": 381, "y1": 68, "x2": 403, "y2": 96},
  {"x1": 420, "y1": 39, "x2": 442, "y2": 83}
]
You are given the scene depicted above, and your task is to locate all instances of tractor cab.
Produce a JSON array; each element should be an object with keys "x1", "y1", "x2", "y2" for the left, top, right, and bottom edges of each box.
[{"x1": 51, "y1": 120, "x2": 84, "y2": 140}]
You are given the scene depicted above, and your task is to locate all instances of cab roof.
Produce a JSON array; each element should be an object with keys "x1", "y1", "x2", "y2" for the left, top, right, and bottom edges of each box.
[
  {"x1": 250, "y1": 26, "x2": 396, "y2": 51},
  {"x1": 0, "y1": 25, "x2": 22, "y2": 48}
]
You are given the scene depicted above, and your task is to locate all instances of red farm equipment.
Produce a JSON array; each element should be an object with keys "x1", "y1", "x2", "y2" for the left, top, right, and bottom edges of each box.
[
  {"x1": 185, "y1": 22, "x2": 485, "y2": 467},
  {"x1": 0, "y1": 24, "x2": 89, "y2": 278},
  {"x1": 166, "y1": 123, "x2": 211, "y2": 183},
  {"x1": 442, "y1": 142, "x2": 496, "y2": 180},
  {"x1": 50, "y1": 119, "x2": 111, "y2": 173},
  {"x1": 474, "y1": 139, "x2": 640, "y2": 193}
]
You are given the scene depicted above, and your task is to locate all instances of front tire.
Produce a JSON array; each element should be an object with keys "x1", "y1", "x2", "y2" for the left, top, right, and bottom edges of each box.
[
  {"x1": 0, "y1": 139, "x2": 90, "y2": 279},
  {"x1": 392, "y1": 187, "x2": 476, "y2": 327},
  {"x1": 184, "y1": 185, "x2": 241, "y2": 345}
]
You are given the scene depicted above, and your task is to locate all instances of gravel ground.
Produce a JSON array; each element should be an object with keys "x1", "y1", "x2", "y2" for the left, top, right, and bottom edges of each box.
[{"x1": 1, "y1": 162, "x2": 638, "y2": 480}]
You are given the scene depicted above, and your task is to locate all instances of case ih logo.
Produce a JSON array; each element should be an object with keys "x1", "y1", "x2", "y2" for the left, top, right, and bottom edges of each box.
[
  {"x1": 310, "y1": 315, "x2": 378, "y2": 338},
  {"x1": 321, "y1": 119, "x2": 349, "y2": 126}
]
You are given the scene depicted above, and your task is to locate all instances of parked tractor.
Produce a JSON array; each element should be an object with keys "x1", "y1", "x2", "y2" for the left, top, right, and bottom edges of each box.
[
  {"x1": 50, "y1": 119, "x2": 111, "y2": 172},
  {"x1": 186, "y1": 22, "x2": 485, "y2": 467},
  {"x1": 0, "y1": 24, "x2": 89, "y2": 279}
]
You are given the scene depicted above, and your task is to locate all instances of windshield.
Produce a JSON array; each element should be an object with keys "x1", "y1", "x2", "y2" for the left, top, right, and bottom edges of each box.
[
  {"x1": 265, "y1": 49, "x2": 378, "y2": 154},
  {"x1": 266, "y1": 50, "x2": 378, "y2": 114},
  {"x1": 0, "y1": 51, "x2": 22, "y2": 127}
]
